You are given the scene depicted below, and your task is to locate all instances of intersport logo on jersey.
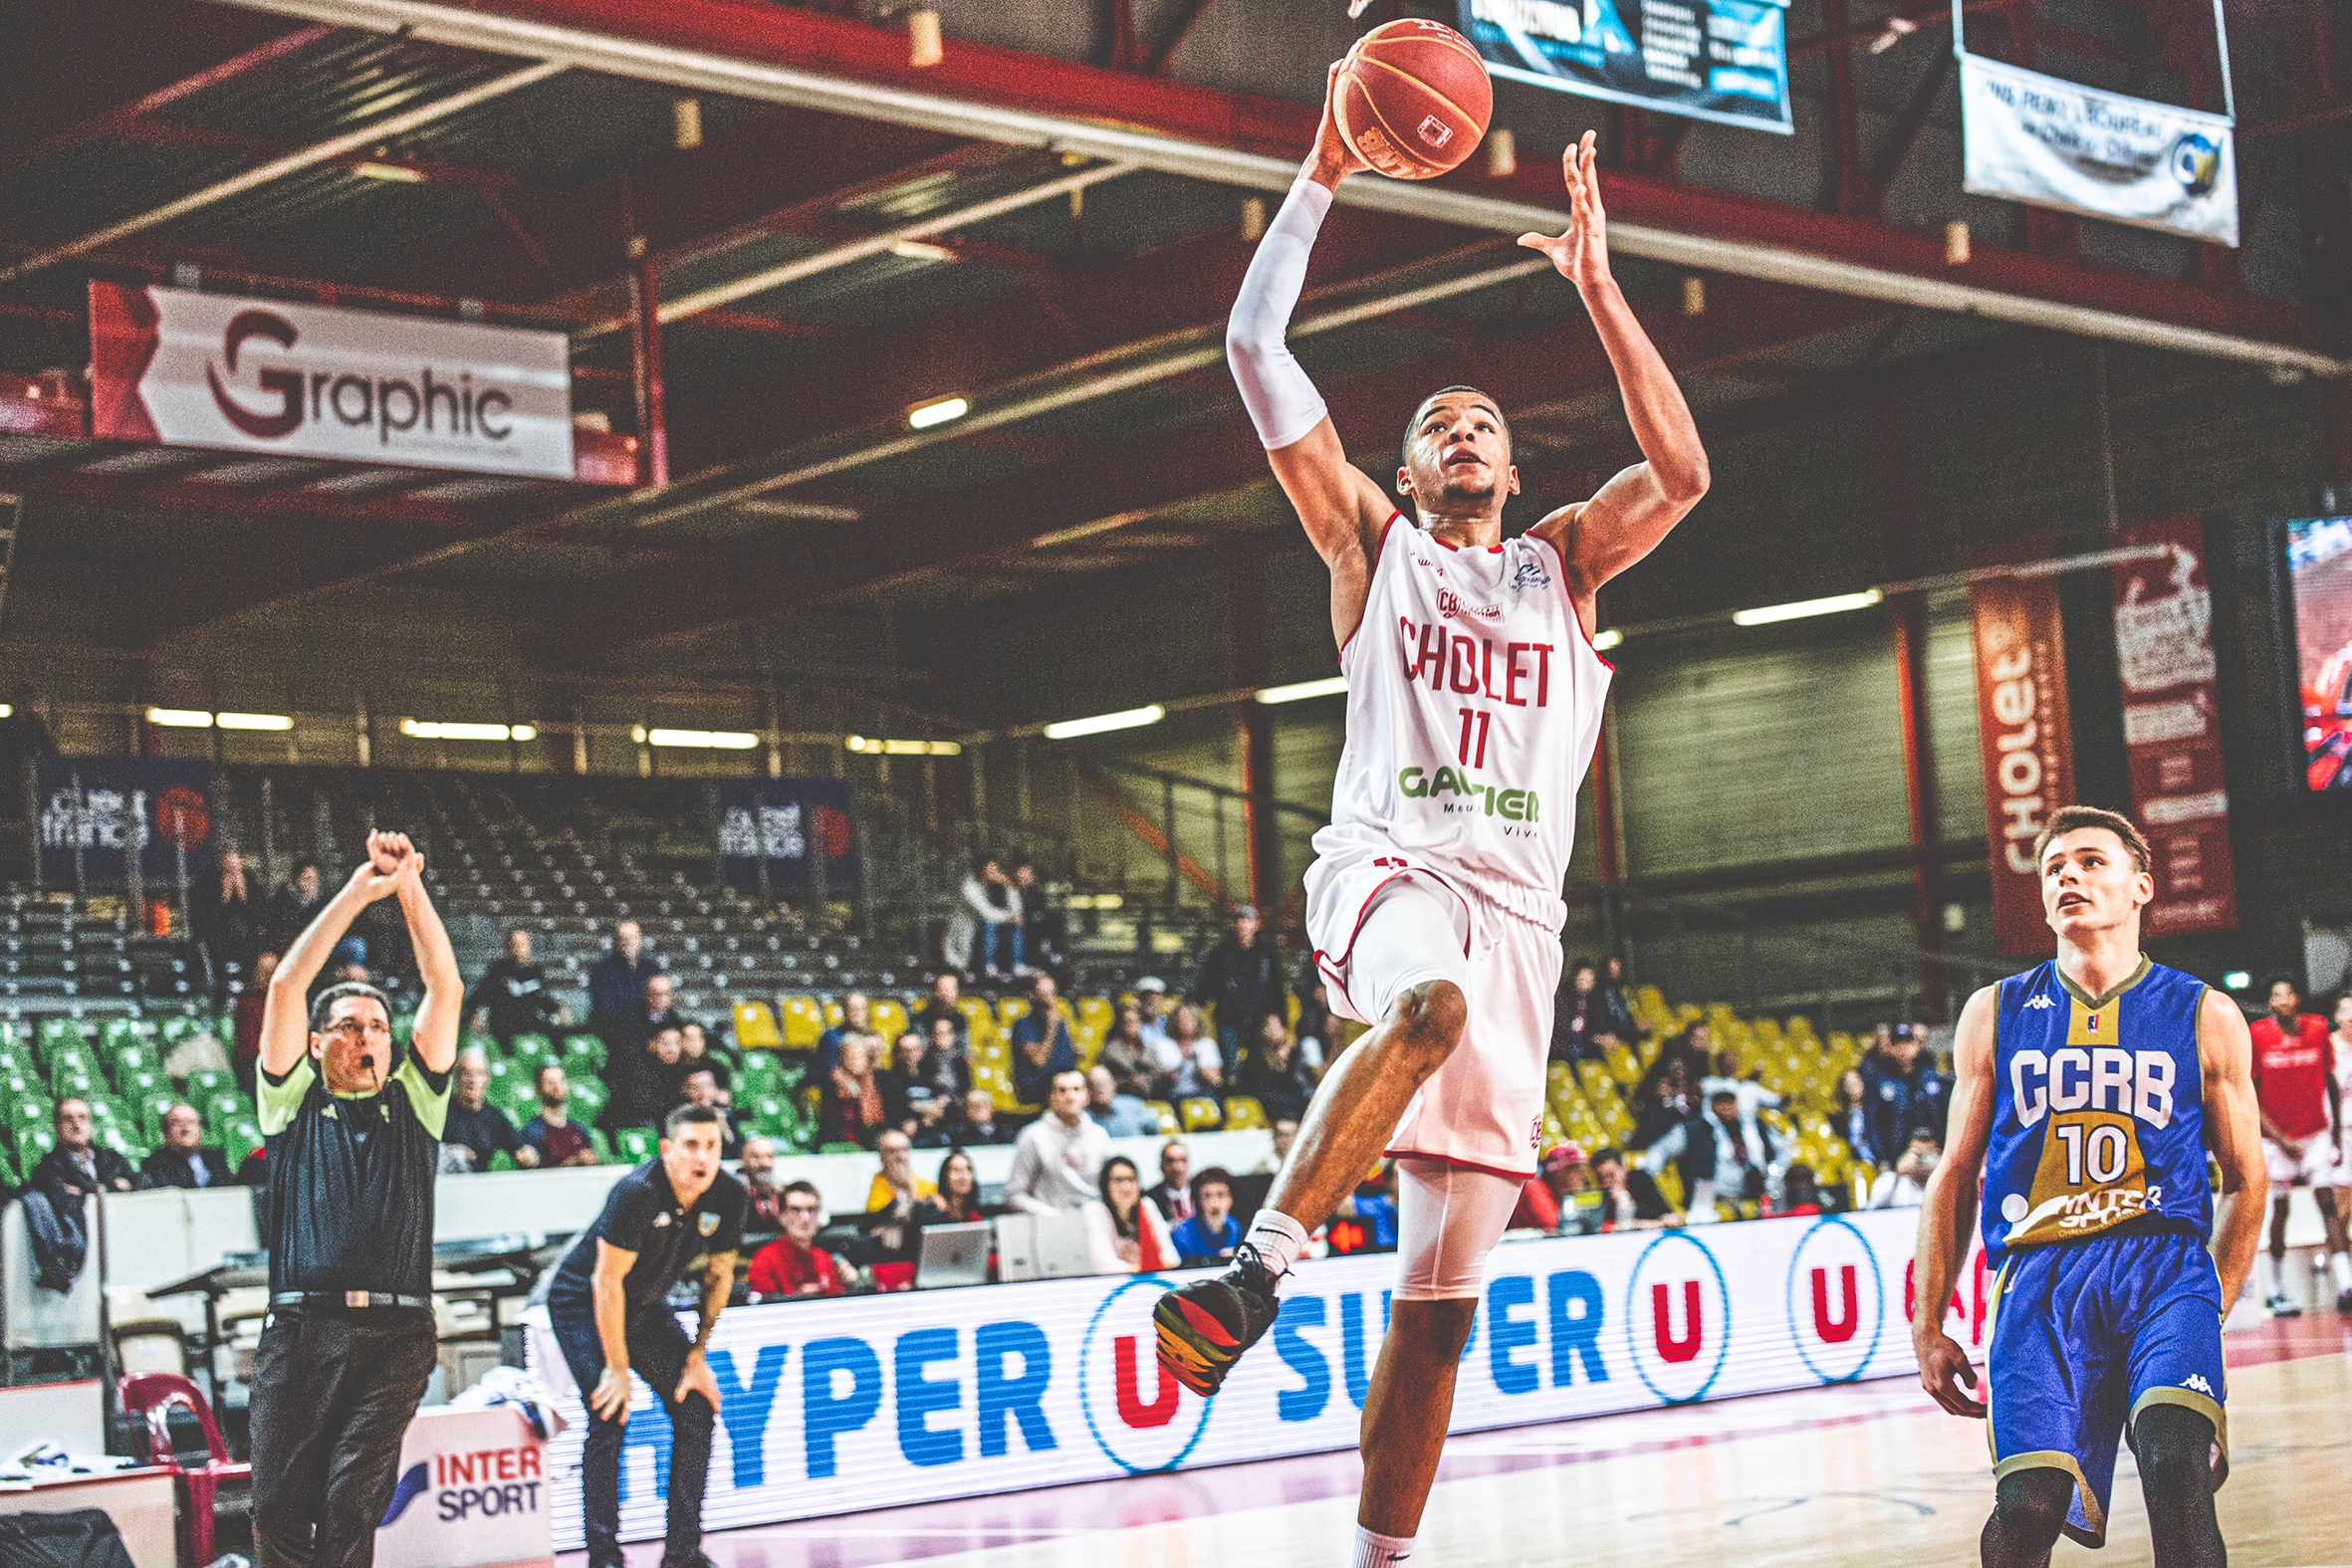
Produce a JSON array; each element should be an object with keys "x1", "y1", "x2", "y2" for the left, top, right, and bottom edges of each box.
[{"x1": 90, "y1": 283, "x2": 573, "y2": 478}]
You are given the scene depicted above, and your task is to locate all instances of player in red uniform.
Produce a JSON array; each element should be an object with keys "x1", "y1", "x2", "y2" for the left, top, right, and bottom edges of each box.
[{"x1": 2248, "y1": 975, "x2": 2349, "y2": 1313}]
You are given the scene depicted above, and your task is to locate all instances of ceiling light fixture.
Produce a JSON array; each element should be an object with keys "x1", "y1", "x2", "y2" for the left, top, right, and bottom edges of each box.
[
  {"x1": 1731, "y1": 587, "x2": 1884, "y2": 626},
  {"x1": 906, "y1": 395, "x2": 969, "y2": 430},
  {"x1": 214, "y1": 712, "x2": 294, "y2": 731},
  {"x1": 888, "y1": 240, "x2": 956, "y2": 263},
  {"x1": 1256, "y1": 676, "x2": 1348, "y2": 705},
  {"x1": 643, "y1": 728, "x2": 761, "y2": 750},
  {"x1": 844, "y1": 736, "x2": 963, "y2": 756},
  {"x1": 145, "y1": 708, "x2": 215, "y2": 728},
  {"x1": 352, "y1": 161, "x2": 427, "y2": 183},
  {"x1": 400, "y1": 719, "x2": 535, "y2": 743},
  {"x1": 1591, "y1": 628, "x2": 1624, "y2": 651},
  {"x1": 1043, "y1": 704, "x2": 1164, "y2": 740}
]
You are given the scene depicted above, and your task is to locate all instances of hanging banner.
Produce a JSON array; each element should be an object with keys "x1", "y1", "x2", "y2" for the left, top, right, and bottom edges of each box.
[
  {"x1": 1457, "y1": 0, "x2": 1792, "y2": 133},
  {"x1": 2111, "y1": 517, "x2": 2236, "y2": 937},
  {"x1": 531, "y1": 1212, "x2": 1978, "y2": 1549},
  {"x1": 716, "y1": 778, "x2": 857, "y2": 894},
  {"x1": 1969, "y1": 556, "x2": 2074, "y2": 955},
  {"x1": 35, "y1": 757, "x2": 216, "y2": 889},
  {"x1": 89, "y1": 283, "x2": 574, "y2": 477},
  {"x1": 1957, "y1": 54, "x2": 2238, "y2": 246}
]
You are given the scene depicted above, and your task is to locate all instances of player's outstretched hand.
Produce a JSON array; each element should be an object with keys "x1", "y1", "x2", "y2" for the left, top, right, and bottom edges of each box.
[
  {"x1": 675, "y1": 1348, "x2": 722, "y2": 1413},
  {"x1": 1916, "y1": 1330, "x2": 1986, "y2": 1418},
  {"x1": 588, "y1": 1365, "x2": 633, "y2": 1425},
  {"x1": 1518, "y1": 131, "x2": 1612, "y2": 292},
  {"x1": 1311, "y1": 61, "x2": 1371, "y2": 183},
  {"x1": 350, "y1": 833, "x2": 404, "y2": 903}
]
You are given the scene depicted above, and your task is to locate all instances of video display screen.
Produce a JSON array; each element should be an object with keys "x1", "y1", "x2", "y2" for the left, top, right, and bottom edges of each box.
[{"x1": 2287, "y1": 516, "x2": 2352, "y2": 789}]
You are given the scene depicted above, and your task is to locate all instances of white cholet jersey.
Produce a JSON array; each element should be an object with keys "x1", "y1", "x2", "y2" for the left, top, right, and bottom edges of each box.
[{"x1": 1313, "y1": 514, "x2": 1610, "y2": 930}]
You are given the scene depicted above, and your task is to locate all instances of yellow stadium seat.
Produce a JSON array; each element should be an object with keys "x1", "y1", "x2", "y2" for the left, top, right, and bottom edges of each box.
[
  {"x1": 1222, "y1": 1095, "x2": 1269, "y2": 1130},
  {"x1": 1076, "y1": 995, "x2": 1112, "y2": 1033},
  {"x1": 778, "y1": 994, "x2": 825, "y2": 1049},
  {"x1": 732, "y1": 1001, "x2": 784, "y2": 1049},
  {"x1": 1286, "y1": 994, "x2": 1300, "y2": 1026},
  {"x1": 1178, "y1": 1096, "x2": 1224, "y2": 1133},
  {"x1": 998, "y1": 998, "x2": 1031, "y2": 1028},
  {"x1": 1145, "y1": 1100, "x2": 1181, "y2": 1136},
  {"x1": 823, "y1": 998, "x2": 844, "y2": 1027},
  {"x1": 871, "y1": 998, "x2": 911, "y2": 1041}
]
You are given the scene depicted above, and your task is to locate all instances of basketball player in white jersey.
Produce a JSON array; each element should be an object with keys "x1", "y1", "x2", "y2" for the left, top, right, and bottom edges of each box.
[{"x1": 1154, "y1": 64, "x2": 1708, "y2": 1568}]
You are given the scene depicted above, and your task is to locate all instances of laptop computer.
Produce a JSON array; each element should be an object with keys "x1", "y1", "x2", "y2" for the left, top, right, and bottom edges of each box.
[{"x1": 915, "y1": 1221, "x2": 992, "y2": 1289}]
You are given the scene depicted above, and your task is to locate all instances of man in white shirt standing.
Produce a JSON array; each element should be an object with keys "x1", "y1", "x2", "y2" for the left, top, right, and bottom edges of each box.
[{"x1": 1005, "y1": 1071, "x2": 1111, "y2": 1214}]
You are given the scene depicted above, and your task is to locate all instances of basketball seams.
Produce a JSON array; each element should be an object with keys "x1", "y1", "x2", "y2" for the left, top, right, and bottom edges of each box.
[
  {"x1": 1338, "y1": 25, "x2": 1490, "y2": 177},
  {"x1": 1351, "y1": 54, "x2": 1483, "y2": 143}
]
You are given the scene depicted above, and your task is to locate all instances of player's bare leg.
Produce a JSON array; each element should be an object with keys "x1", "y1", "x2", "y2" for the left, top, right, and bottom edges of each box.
[
  {"x1": 2262, "y1": 1195, "x2": 2299, "y2": 1315},
  {"x1": 1154, "y1": 981, "x2": 1466, "y2": 1395},
  {"x1": 1356, "y1": 1298, "x2": 1477, "y2": 1538}
]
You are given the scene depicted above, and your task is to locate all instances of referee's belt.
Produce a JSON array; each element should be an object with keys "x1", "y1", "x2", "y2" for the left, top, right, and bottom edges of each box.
[{"x1": 271, "y1": 1290, "x2": 431, "y2": 1310}]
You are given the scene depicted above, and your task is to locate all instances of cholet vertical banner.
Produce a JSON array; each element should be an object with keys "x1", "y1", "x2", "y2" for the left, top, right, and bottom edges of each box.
[
  {"x1": 2111, "y1": 517, "x2": 2236, "y2": 937},
  {"x1": 1968, "y1": 555, "x2": 2074, "y2": 955}
]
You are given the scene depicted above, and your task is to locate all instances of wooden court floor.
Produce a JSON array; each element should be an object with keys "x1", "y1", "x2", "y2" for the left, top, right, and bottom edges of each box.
[{"x1": 601, "y1": 1321, "x2": 2352, "y2": 1568}]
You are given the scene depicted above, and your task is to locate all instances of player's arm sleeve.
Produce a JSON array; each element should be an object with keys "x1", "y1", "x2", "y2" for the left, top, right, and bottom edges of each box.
[
  {"x1": 1226, "y1": 176, "x2": 1332, "y2": 451},
  {"x1": 257, "y1": 1056, "x2": 316, "y2": 1136},
  {"x1": 393, "y1": 1055, "x2": 454, "y2": 1141}
]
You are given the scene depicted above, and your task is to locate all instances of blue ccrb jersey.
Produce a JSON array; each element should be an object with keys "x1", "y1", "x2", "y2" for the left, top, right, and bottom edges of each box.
[{"x1": 1982, "y1": 956, "x2": 2212, "y2": 1265}]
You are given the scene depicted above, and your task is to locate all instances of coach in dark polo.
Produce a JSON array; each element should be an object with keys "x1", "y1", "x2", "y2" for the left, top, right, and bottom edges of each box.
[
  {"x1": 249, "y1": 832, "x2": 462, "y2": 1568},
  {"x1": 545, "y1": 1103, "x2": 745, "y2": 1568}
]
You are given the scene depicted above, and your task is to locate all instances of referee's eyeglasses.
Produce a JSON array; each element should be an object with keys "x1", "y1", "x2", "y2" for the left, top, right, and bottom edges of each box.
[{"x1": 321, "y1": 1018, "x2": 394, "y2": 1040}]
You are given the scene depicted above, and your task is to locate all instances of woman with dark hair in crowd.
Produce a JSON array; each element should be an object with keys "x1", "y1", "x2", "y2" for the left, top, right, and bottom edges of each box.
[
  {"x1": 1095, "y1": 1002, "x2": 1160, "y2": 1100},
  {"x1": 1632, "y1": 1053, "x2": 1699, "y2": 1149},
  {"x1": 916, "y1": 1148, "x2": 985, "y2": 1226},
  {"x1": 1083, "y1": 1155, "x2": 1175, "y2": 1274},
  {"x1": 1833, "y1": 1067, "x2": 1879, "y2": 1167}
]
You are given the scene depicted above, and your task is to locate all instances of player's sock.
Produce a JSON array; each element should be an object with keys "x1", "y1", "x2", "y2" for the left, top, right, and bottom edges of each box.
[
  {"x1": 2256, "y1": 1250, "x2": 2281, "y2": 1300},
  {"x1": 1350, "y1": 1526, "x2": 1414, "y2": 1568},
  {"x1": 2330, "y1": 1250, "x2": 2352, "y2": 1292},
  {"x1": 1244, "y1": 1209, "x2": 1309, "y2": 1276}
]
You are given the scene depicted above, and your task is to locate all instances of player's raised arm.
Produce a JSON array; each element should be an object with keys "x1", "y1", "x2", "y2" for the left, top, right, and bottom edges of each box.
[
  {"x1": 258, "y1": 838, "x2": 405, "y2": 1077},
  {"x1": 1229, "y1": 63, "x2": 1396, "y2": 645},
  {"x1": 2198, "y1": 988, "x2": 2266, "y2": 1306},
  {"x1": 1525, "y1": 133, "x2": 1710, "y2": 625},
  {"x1": 384, "y1": 832, "x2": 463, "y2": 1074},
  {"x1": 1913, "y1": 984, "x2": 1996, "y2": 1417}
]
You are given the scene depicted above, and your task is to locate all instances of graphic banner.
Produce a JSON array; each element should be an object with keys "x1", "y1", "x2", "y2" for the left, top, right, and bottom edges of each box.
[
  {"x1": 1457, "y1": 0, "x2": 1792, "y2": 133},
  {"x1": 35, "y1": 757, "x2": 216, "y2": 889},
  {"x1": 2112, "y1": 517, "x2": 2236, "y2": 937},
  {"x1": 1958, "y1": 53, "x2": 2237, "y2": 246},
  {"x1": 533, "y1": 1213, "x2": 1985, "y2": 1549},
  {"x1": 716, "y1": 778, "x2": 856, "y2": 894},
  {"x1": 89, "y1": 283, "x2": 573, "y2": 477},
  {"x1": 1969, "y1": 558, "x2": 2074, "y2": 955},
  {"x1": 374, "y1": 1406, "x2": 553, "y2": 1568}
]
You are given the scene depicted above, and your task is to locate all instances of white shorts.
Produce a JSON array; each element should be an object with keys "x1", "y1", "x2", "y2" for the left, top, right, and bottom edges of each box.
[
  {"x1": 1305, "y1": 853, "x2": 1561, "y2": 1181},
  {"x1": 1393, "y1": 1157, "x2": 1525, "y2": 1301},
  {"x1": 2266, "y1": 1135, "x2": 2341, "y2": 1195}
]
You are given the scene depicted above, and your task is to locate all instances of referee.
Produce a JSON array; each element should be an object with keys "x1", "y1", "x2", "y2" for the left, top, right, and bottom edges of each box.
[
  {"x1": 544, "y1": 1103, "x2": 744, "y2": 1568},
  {"x1": 250, "y1": 832, "x2": 462, "y2": 1568}
]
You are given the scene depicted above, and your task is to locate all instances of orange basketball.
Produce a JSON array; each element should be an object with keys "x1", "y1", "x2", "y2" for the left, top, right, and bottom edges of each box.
[{"x1": 1334, "y1": 20, "x2": 1493, "y2": 180}]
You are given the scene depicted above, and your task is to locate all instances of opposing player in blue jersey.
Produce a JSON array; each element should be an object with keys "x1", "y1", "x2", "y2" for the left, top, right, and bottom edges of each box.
[{"x1": 1913, "y1": 804, "x2": 2264, "y2": 1567}]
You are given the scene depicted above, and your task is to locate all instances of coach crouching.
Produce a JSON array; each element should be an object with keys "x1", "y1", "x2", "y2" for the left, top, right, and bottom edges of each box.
[
  {"x1": 250, "y1": 832, "x2": 463, "y2": 1568},
  {"x1": 545, "y1": 1103, "x2": 745, "y2": 1568}
]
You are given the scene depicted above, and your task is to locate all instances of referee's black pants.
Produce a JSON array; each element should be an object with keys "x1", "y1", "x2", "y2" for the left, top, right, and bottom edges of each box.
[
  {"x1": 249, "y1": 1305, "x2": 438, "y2": 1568},
  {"x1": 549, "y1": 1296, "x2": 714, "y2": 1567}
]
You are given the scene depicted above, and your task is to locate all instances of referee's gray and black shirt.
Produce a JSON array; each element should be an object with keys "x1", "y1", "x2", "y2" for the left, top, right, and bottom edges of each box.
[{"x1": 258, "y1": 1053, "x2": 451, "y2": 1299}]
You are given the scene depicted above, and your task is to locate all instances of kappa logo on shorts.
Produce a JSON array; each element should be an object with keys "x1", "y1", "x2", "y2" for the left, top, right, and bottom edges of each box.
[
  {"x1": 2182, "y1": 1373, "x2": 2214, "y2": 1395},
  {"x1": 2022, "y1": 994, "x2": 2056, "y2": 1009}
]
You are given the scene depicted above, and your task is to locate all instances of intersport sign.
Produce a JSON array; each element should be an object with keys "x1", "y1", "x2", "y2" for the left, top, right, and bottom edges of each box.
[{"x1": 90, "y1": 283, "x2": 573, "y2": 478}]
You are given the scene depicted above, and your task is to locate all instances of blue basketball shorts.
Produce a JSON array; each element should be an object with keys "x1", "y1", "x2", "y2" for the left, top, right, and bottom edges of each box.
[{"x1": 1986, "y1": 1227, "x2": 2228, "y2": 1547}]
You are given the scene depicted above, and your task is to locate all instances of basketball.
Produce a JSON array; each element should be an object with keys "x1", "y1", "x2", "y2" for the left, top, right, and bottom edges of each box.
[{"x1": 1334, "y1": 20, "x2": 1493, "y2": 180}]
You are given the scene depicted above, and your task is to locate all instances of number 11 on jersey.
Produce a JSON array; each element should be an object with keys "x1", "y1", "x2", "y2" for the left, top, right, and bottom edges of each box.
[{"x1": 1456, "y1": 708, "x2": 1491, "y2": 769}]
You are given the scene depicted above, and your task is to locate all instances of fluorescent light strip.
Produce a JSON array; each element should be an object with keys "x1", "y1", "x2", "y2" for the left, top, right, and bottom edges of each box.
[
  {"x1": 352, "y1": 160, "x2": 426, "y2": 182},
  {"x1": 1591, "y1": 628, "x2": 1624, "y2": 651},
  {"x1": 1731, "y1": 588, "x2": 1884, "y2": 627},
  {"x1": 215, "y1": 712, "x2": 294, "y2": 731},
  {"x1": 906, "y1": 395, "x2": 968, "y2": 430},
  {"x1": 844, "y1": 736, "x2": 962, "y2": 756},
  {"x1": 637, "y1": 728, "x2": 761, "y2": 749},
  {"x1": 146, "y1": 708, "x2": 215, "y2": 728},
  {"x1": 400, "y1": 719, "x2": 534, "y2": 742},
  {"x1": 1042, "y1": 704, "x2": 1164, "y2": 740},
  {"x1": 1256, "y1": 676, "x2": 1348, "y2": 705}
]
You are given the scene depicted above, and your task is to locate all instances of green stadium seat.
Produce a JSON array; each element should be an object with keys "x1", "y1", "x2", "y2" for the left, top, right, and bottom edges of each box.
[
  {"x1": 391, "y1": 1014, "x2": 416, "y2": 1046},
  {"x1": 184, "y1": 1068, "x2": 232, "y2": 1101},
  {"x1": 38, "y1": 1018, "x2": 86, "y2": 1054},
  {"x1": 614, "y1": 1127, "x2": 657, "y2": 1164},
  {"x1": 587, "y1": 1127, "x2": 615, "y2": 1164},
  {"x1": 487, "y1": 1149, "x2": 516, "y2": 1173},
  {"x1": 562, "y1": 1033, "x2": 606, "y2": 1070},
  {"x1": 509, "y1": 1033, "x2": 554, "y2": 1064},
  {"x1": 15, "y1": 1124, "x2": 57, "y2": 1166},
  {"x1": 204, "y1": 1090, "x2": 244, "y2": 1129},
  {"x1": 817, "y1": 1141, "x2": 864, "y2": 1155},
  {"x1": 225, "y1": 1121, "x2": 264, "y2": 1169}
]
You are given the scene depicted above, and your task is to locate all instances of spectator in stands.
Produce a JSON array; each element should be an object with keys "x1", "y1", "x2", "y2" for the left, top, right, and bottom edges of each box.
[
  {"x1": 819, "y1": 1035, "x2": 890, "y2": 1149},
  {"x1": 1134, "y1": 977, "x2": 1171, "y2": 1051},
  {"x1": 1860, "y1": 1022, "x2": 1950, "y2": 1161},
  {"x1": 738, "y1": 1136, "x2": 784, "y2": 1228},
  {"x1": 818, "y1": 991, "x2": 883, "y2": 1077},
  {"x1": 1169, "y1": 1167, "x2": 1242, "y2": 1264},
  {"x1": 866, "y1": 1128, "x2": 938, "y2": 1214},
  {"x1": 1589, "y1": 1146, "x2": 1675, "y2": 1230},
  {"x1": 141, "y1": 1103, "x2": 231, "y2": 1189},
  {"x1": 21, "y1": 1098, "x2": 143, "y2": 1291},
  {"x1": 1006, "y1": 1070, "x2": 1110, "y2": 1214},
  {"x1": 1640, "y1": 1087, "x2": 1788, "y2": 1223},
  {"x1": 443, "y1": 1046, "x2": 531, "y2": 1172},
  {"x1": 467, "y1": 928, "x2": 567, "y2": 1045},
  {"x1": 263, "y1": 860, "x2": 326, "y2": 953},
  {"x1": 520, "y1": 1062, "x2": 597, "y2": 1169},
  {"x1": 1192, "y1": 904, "x2": 1286, "y2": 1064},
  {"x1": 911, "y1": 974, "x2": 970, "y2": 1059},
  {"x1": 1633, "y1": 1053, "x2": 1700, "y2": 1148},
  {"x1": 894, "y1": 1022, "x2": 970, "y2": 1140},
  {"x1": 1702, "y1": 1048, "x2": 1782, "y2": 1145},
  {"x1": 1155, "y1": 1004, "x2": 1224, "y2": 1098},
  {"x1": 747, "y1": 1182, "x2": 846, "y2": 1300},
  {"x1": 1294, "y1": 971, "x2": 1332, "y2": 1067},
  {"x1": 916, "y1": 1148, "x2": 985, "y2": 1228},
  {"x1": 1148, "y1": 1140, "x2": 1194, "y2": 1225},
  {"x1": 1512, "y1": 1144, "x2": 1588, "y2": 1233},
  {"x1": 1552, "y1": 960, "x2": 1608, "y2": 1063},
  {"x1": 952, "y1": 1087, "x2": 1011, "y2": 1146},
  {"x1": 1257, "y1": 1117, "x2": 1299, "y2": 1176},
  {"x1": 1013, "y1": 860, "x2": 1067, "y2": 979},
  {"x1": 194, "y1": 849, "x2": 262, "y2": 1001},
  {"x1": 1596, "y1": 954, "x2": 1642, "y2": 1044},
  {"x1": 1834, "y1": 1068, "x2": 1879, "y2": 1166},
  {"x1": 1011, "y1": 973, "x2": 1077, "y2": 1105},
  {"x1": 1084, "y1": 1155, "x2": 1175, "y2": 1273},
  {"x1": 953, "y1": 855, "x2": 1023, "y2": 980},
  {"x1": 640, "y1": 973, "x2": 683, "y2": 1038},
  {"x1": 679, "y1": 1020, "x2": 735, "y2": 1098},
  {"x1": 1086, "y1": 1064, "x2": 1156, "y2": 1138},
  {"x1": 677, "y1": 1067, "x2": 743, "y2": 1159},
  {"x1": 604, "y1": 1023, "x2": 688, "y2": 1132},
  {"x1": 1096, "y1": 1002, "x2": 1159, "y2": 1100},
  {"x1": 1236, "y1": 1014, "x2": 1318, "y2": 1124},
  {"x1": 1779, "y1": 1163, "x2": 1825, "y2": 1216},
  {"x1": 586, "y1": 919, "x2": 658, "y2": 1042},
  {"x1": 1868, "y1": 1130, "x2": 1941, "y2": 1210},
  {"x1": 0, "y1": 683, "x2": 55, "y2": 791},
  {"x1": 233, "y1": 952, "x2": 277, "y2": 1090}
]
